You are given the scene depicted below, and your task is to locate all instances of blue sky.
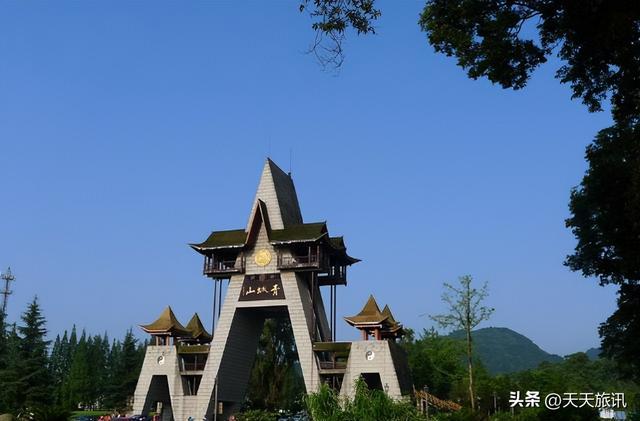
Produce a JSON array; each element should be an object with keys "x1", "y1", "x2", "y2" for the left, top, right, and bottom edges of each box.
[{"x1": 0, "y1": 2, "x2": 616, "y2": 355}]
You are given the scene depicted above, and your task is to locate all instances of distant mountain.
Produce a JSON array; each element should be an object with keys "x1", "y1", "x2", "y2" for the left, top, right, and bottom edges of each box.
[
  {"x1": 585, "y1": 347, "x2": 602, "y2": 360},
  {"x1": 448, "y1": 327, "x2": 563, "y2": 374}
]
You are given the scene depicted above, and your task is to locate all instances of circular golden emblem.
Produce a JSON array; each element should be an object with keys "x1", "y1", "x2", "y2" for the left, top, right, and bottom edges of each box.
[{"x1": 254, "y1": 249, "x2": 272, "y2": 267}]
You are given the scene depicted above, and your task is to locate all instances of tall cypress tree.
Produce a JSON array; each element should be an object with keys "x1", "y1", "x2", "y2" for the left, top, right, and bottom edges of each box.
[
  {"x1": 0, "y1": 310, "x2": 7, "y2": 390},
  {"x1": 0, "y1": 325, "x2": 22, "y2": 413},
  {"x1": 49, "y1": 334, "x2": 63, "y2": 403},
  {"x1": 16, "y1": 297, "x2": 52, "y2": 409},
  {"x1": 86, "y1": 333, "x2": 109, "y2": 406},
  {"x1": 66, "y1": 331, "x2": 91, "y2": 409},
  {"x1": 104, "y1": 330, "x2": 141, "y2": 411},
  {"x1": 103, "y1": 338, "x2": 122, "y2": 409}
]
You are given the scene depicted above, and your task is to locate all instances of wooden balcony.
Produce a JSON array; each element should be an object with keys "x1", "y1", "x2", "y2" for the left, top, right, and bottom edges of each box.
[
  {"x1": 277, "y1": 249, "x2": 326, "y2": 270},
  {"x1": 177, "y1": 344, "x2": 210, "y2": 354},
  {"x1": 179, "y1": 352, "x2": 208, "y2": 373},
  {"x1": 318, "y1": 360, "x2": 347, "y2": 370},
  {"x1": 203, "y1": 255, "x2": 245, "y2": 277},
  {"x1": 314, "y1": 341, "x2": 351, "y2": 374}
]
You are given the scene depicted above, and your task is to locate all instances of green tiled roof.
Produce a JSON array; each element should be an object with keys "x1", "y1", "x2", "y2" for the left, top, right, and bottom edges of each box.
[
  {"x1": 329, "y1": 236, "x2": 346, "y2": 250},
  {"x1": 191, "y1": 222, "x2": 359, "y2": 264},
  {"x1": 344, "y1": 295, "x2": 389, "y2": 325},
  {"x1": 269, "y1": 222, "x2": 327, "y2": 243},
  {"x1": 140, "y1": 306, "x2": 191, "y2": 337},
  {"x1": 185, "y1": 313, "x2": 212, "y2": 342},
  {"x1": 191, "y1": 229, "x2": 246, "y2": 250}
]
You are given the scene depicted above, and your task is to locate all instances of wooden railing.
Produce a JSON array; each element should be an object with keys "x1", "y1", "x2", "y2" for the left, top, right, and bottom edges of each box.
[
  {"x1": 318, "y1": 361, "x2": 347, "y2": 370},
  {"x1": 203, "y1": 255, "x2": 245, "y2": 276},
  {"x1": 277, "y1": 248, "x2": 327, "y2": 270}
]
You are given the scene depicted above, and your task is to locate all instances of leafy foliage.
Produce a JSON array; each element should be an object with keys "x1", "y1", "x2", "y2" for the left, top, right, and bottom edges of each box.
[
  {"x1": 236, "y1": 409, "x2": 278, "y2": 421},
  {"x1": 566, "y1": 125, "x2": 640, "y2": 286},
  {"x1": 305, "y1": 378, "x2": 424, "y2": 421},
  {"x1": 299, "y1": 0, "x2": 381, "y2": 68},
  {"x1": 599, "y1": 284, "x2": 640, "y2": 382},
  {"x1": 401, "y1": 328, "x2": 466, "y2": 398},
  {"x1": 0, "y1": 299, "x2": 145, "y2": 416},
  {"x1": 246, "y1": 317, "x2": 305, "y2": 412},
  {"x1": 420, "y1": 0, "x2": 640, "y2": 124},
  {"x1": 431, "y1": 275, "x2": 493, "y2": 410},
  {"x1": 565, "y1": 124, "x2": 640, "y2": 381},
  {"x1": 15, "y1": 297, "x2": 52, "y2": 409}
]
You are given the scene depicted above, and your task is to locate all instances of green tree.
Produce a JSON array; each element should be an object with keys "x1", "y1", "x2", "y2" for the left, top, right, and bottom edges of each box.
[
  {"x1": 247, "y1": 317, "x2": 305, "y2": 411},
  {"x1": 87, "y1": 333, "x2": 110, "y2": 406},
  {"x1": 598, "y1": 284, "x2": 640, "y2": 382},
  {"x1": 306, "y1": 378, "x2": 423, "y2": 421},
  {"x1": 565, "y1": 125, "x2": 640, "y2": 381},
  {"x1": 302, "y1": 1, "x2": 639, "y2": 125},
  {"x1": 301, "y1": 2, "x2": 640, "y2": 382},
  {"x1": 48, "y1": 334, "x2": 64, "y2": 405},
  {"x1": 299, "y1": 0, "x2": 381, "y2": 69},
  {"x1": 65, "y1": 331, "x2": 92, "y2": 408},
  {"x1": 431, "y1": 275, "x2": 494, "y2": 411},
  {"x1": 0, "y1": 325, "x2": 21, "y2": 413},
  {"x1": 419, "y1": 1, "x2": 640, "y2": 125},
  {"x1": 104, "y1": 329, "x2": 143, "y2": 411},
  {"x1": 401, "y1": 328, "x2": 465, "y2": 399},
  {"x1": 16, "y1": 297, "x2": 52, "y2": 410},
  {"x1": 0, "y1": 309, "x2": 7, "y2": 403}
]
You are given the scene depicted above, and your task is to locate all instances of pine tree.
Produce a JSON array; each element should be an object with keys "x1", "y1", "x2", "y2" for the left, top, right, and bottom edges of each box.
[
  {"x1": 85, "y1": 334, "x2": 108, "y2": 408},
  {"x1": 49, "y1": 334, "x2": 64, "y2": 403},
  {"x1": 16, "y1": 297, "x2": 53, "y2": 409},
  {"x1": 0, "y1": 309, "x2": 6, "y2": 366},
  {"x1": 103, "y1": 338, "x2": 122, "y2": 409},
  {"x1": 66, "y1": 331, "x2": 91, "y2": 409},
  {"x1": 0, "y1": 309, "x2": 7, "y2": 389},
  {"x1": 247, "y1": 318, "x2": 304, "y2": 411},
  {"x1": 116, "y1": 330, "x2": 141, "y2": 411},
  {"x1": 0, "y1": 325, "x2": 22, "y2": 413}
]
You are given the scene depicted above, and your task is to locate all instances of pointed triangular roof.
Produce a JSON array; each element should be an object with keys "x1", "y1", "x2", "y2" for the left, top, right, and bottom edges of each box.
[
  {"x1": 246, "y1": 199, "x2": 271, "y2": 245},
  {"x1": 185, "y1": 313, "x2": 212, "y2": 343},
  {"x1": 381, "y1": 304, "x2": 404, "y2": 336},
  {"x1": 344, "y1": 295, "x2": 389, "y2": 326},
  {"x1": 140, "y1": 306, "x2": 190, "y2": 337},
  {"x1": 246, "y1": 158, "x2": 303, "y2": 231},
  {"x1": 381, "y1": 305, "x2": 397, "y2": 325}
]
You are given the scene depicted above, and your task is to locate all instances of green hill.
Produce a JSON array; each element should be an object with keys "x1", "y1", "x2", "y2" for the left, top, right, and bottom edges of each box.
[
  {"x1": 585, "y1": 347, "x2": 602, "y2": 360},
  {"x1": 448, "y1": 327, "x2": 563, "y2": 374}
]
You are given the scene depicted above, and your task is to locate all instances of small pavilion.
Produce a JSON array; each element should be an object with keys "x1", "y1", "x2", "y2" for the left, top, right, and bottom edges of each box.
[
  {"x1": 344, "y1": 295, "x2": 404, "y2": 341},
  {"x1": 140, "y1": 306, "x2": 191, "y2": 346}
]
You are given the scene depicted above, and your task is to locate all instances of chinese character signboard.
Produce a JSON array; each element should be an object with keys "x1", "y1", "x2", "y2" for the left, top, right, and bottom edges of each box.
[{"x1": 239, "y1": 273, "x2": 285, "y2": 301}]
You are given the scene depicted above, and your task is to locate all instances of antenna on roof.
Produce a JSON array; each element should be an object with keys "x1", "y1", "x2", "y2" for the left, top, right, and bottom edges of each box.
[{"x1": 289, "y1": 148, "x2": 293, "y2": 176}]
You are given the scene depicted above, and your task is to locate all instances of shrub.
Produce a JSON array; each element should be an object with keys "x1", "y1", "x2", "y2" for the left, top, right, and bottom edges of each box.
[{"x1": 306, "y1": 378, "x2": 425, "y2": 421}]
